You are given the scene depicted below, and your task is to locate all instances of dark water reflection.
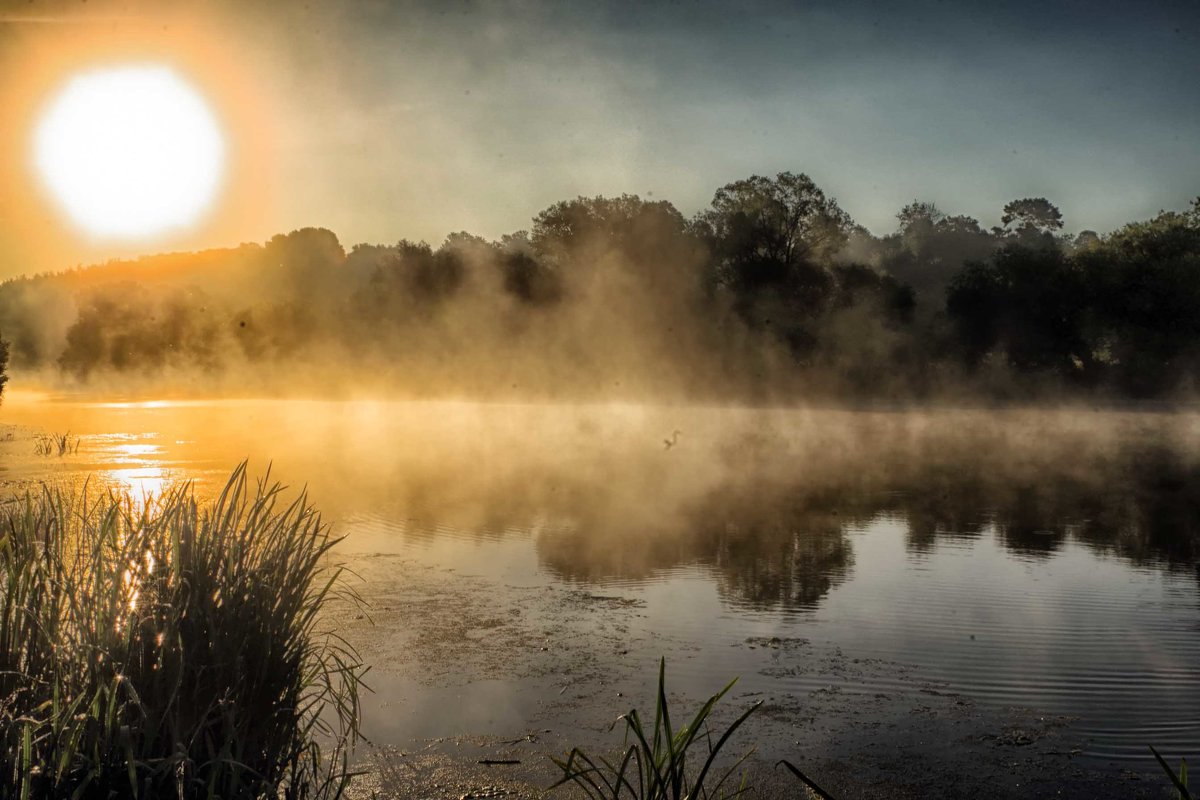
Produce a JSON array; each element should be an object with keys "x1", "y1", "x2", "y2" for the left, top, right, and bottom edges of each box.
[
  {"x1": 540, "y1": 486, "x2": 857, "y2": 610},
  {"x1": 535, "y1": 439, "x2": 1200, "y2": 611}
]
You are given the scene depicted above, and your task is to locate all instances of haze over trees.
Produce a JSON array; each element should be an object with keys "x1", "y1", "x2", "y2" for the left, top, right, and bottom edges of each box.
[{"x1": 1, "y1": 172, "x2": 1199, "y2": 401}]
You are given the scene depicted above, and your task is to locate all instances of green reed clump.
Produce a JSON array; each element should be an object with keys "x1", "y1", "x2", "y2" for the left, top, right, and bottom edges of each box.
[
  {"x1": 0, "y1": 462, "x2": 366, "y2": 800},
  {"x1": 33, "y1": 432, "x2": 79, "y2": 457},
  {"x1": 551, "y1": 658, "x2": 761, "y2": 800}
]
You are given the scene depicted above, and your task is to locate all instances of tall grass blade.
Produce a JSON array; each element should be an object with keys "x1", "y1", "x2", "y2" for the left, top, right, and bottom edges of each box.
[
  {"x1": 1152, "y1": 746, "x2": 1193, "y2": 800},
  {"x1": 776, "y1": 760, "x2": 837, "y2": 800}
]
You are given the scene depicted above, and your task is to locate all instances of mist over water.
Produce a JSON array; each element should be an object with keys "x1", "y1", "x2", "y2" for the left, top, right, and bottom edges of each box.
[{"x1": 4, "y1": 391, "x2": 1199, "y2": 771}]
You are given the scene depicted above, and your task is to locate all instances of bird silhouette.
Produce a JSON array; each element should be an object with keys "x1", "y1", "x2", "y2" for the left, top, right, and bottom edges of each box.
[{"x1": 663, "y1": 430, "x2": 682, "y2": 449}]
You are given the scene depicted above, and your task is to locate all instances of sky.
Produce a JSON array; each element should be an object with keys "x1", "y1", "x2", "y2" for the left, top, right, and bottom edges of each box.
[{"x1": 1, "y1": 0, "x2": 1198, "y2": 277}]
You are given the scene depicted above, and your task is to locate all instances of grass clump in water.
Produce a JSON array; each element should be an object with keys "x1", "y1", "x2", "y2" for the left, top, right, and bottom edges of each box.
[
  {"x1": 551, "y1": 658, "x2": 761, "y2": 800},
  {"x1": 0, "y1": 462, "x2": 366, "y2": 799},
  {"x1": 33, "y1": 432, "x2": 79, "y2": 457}
]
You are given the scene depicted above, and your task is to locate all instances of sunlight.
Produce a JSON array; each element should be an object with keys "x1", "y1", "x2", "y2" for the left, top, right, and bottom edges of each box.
[
  {"x1": 33, "y1": 65, "x2": 225, "y2": 239},
  {"x1": 107, "y1": 466, "x2": 169, "y2": 513},
  {"x1": 95, "y1": 400, "x2": 177, "y2": 410},
  {"x1": 111, "y1": 443, "x2": 161, "y2": 458}
]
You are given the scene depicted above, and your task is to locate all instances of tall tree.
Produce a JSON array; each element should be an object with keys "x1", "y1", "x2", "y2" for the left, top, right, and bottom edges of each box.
[
  {"x1": 1000, "y1": 198, "x2": 1064, "y2": 237},
  {"x1": 695, "y1": 172, "x2": 852, "y2": 289},
  {"x1": 879, "y1": 200, "x2": 996, "y2": 305},
  {"x1": 946, "y1": 245, "x2": 1093, "y2": 377},
  {"x1": 692, "y1": 172, "x2": 857, "y2": 359},
  {"x1": 0, "y1": 334, "x2": 8, "y2": 401},
  {"x1": 1078, "y1": 208, "x2": 1200, "y2": 395}
]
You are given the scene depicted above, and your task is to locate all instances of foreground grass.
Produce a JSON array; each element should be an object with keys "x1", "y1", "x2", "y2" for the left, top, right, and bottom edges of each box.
[
  {"x1": 0, "y1": 463, "x2": 366, "y2": 799},
  {"x1": 551, "y1": 659, "x2": 761, "y2": 800}
]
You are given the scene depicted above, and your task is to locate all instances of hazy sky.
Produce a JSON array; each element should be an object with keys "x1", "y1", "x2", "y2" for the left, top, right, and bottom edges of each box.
[{"x1": 2, "y1": 0, "x2": 1199, "y2": 274}]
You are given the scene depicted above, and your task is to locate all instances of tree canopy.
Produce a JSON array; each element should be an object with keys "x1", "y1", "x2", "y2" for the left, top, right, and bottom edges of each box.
[{"x1": 2, "y1": 174, "x2": 1199, "y2": 401}]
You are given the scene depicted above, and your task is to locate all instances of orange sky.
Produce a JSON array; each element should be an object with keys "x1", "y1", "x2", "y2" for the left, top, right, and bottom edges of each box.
[{"x1": 0, "y1": 3, "x2": 285, "y2": 276}]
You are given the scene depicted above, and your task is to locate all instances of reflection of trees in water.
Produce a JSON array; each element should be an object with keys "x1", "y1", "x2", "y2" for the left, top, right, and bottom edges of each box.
[
  {"x1": 1066, "y1": 444, "x2": 1200, "y2": 567},
  {"x1": 690, "y1": 490, "x2": 858, "y2": 611},
  {"x1": 536, "y1": 485, "x2": 876, "y2": 612},
  {"x1": 894, "y1": 464, "x2": 991, "y2": 554},
  {"x1": 533, "y1": 494, "x2": 858, "y2": 612},
  {"x1": 704, "y1": 511, "x2": 853, "y2": 611},
  {"x1": 892, "y1": 443, "x2": 1200, "y2": 569},
  {"x1": 333, "y1": 412, "x2": 1200, "y2": 613},
  {"x1": 532, "y1": 439, "x2": 1200, "y2": 612}
]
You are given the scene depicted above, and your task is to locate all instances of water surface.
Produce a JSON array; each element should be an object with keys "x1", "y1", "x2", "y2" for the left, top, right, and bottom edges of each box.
[{"x1": 4, "y1": 391, "x2": 1198, "y2": 774}]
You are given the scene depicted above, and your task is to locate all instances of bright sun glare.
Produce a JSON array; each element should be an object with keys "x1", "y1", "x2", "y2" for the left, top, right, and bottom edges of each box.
[{"x1": 33, "y1": 65, "x2": 225, "y2": 239}]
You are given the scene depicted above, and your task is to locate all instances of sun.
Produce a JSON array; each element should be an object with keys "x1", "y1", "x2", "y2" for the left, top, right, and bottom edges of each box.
[{"x1": 33, "y1": 65, "x2": 225, "y2": 240}]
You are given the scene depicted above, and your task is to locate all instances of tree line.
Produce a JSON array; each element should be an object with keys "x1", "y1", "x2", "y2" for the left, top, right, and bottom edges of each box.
[{"x1": 1, "y1": 172, "x2": 1199, "y2": 400}]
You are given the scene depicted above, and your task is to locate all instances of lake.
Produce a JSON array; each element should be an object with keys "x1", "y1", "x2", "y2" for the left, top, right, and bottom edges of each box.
[{"x1": 4, "y1": 390, "x2": 1198, "y2": 797}]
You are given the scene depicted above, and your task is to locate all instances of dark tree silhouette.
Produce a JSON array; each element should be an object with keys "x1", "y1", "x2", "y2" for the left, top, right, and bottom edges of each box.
[
  {"x1": 263, "y1": 227, "x2": 347, "y2": 303},
  {"x1": 1072, "y1": 230, "x2": 1101, "y2": 251},
  {"x1": 58, "y1": 287, "x2": 222, "y2": 378},
  {"x1": 498, "y1": 232, "x2": 561, "y2": 305},
  {"x1": 0, "y1": 334, "x2": 8, "y2": 401},
  {"x1": 3, "y1": 174, "x2": 1200, "y2": 402},
  {"x1": 946, "y1": 245, "x2": 1093, "y2": 377},
  {"x1": 880, "y1": 200, "x2": 997, "y2": 304},
  {"x1": 529, "y1": 194, "x2": 701, "y2": 302},
  {"x1": 1078, "y1": 209, "x2": 1200, "y2": 395},
  {"x1": 692, "y1": 172, "x2": 856, "y2": 359},
  {"x1": 695, "y1": 172, "x2": 851, "y2": 290},
  {"x1": 1000, "y1": 198, "x2": 1064, "y2": 235}
]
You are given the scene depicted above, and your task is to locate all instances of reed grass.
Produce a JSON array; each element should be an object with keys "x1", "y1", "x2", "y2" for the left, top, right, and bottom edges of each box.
[
  {"x1": 551, "y1": 658, "x2": 760, "y2": 800},
  {"x1": 0, "y1": 462, "x2": 366, "y2": 800},
  {"x1": 32, "y1": 432, "x2": 79, "y2": 457}
]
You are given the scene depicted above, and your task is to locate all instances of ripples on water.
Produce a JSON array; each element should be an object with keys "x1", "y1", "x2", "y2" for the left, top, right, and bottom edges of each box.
[{"x1": 2, "y1": 392, "x2": 1199, "y2": 763}]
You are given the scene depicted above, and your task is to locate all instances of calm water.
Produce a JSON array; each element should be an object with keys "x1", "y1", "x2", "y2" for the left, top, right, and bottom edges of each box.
[{"x1": 3, "y1": 391, "x2": 1199, "y2": 767}]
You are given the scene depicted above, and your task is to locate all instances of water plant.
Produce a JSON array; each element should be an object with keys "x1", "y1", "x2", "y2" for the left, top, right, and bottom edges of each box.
[
  {"x1": 1152, "y1": 746, "x2": 1192, "y2": 800},
  {"x1": 0, "y1": 462, "x2": 366, "y2": 799},
  {"x1": 550, "y1": 658, "x2": 761, "y2": 800},
  {"x1": 32, "y1": 431, "x2": 79, "y2": 457}
]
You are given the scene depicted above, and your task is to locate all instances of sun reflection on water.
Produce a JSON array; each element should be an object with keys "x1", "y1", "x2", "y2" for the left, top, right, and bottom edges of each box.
[
  {"x1": 110, "y1": 443, "x2": 161, "y2": 458},
  {"x1": 91, "y1": 400, "x2": 176, "y2": 410},
  {"x1": 108, "y1": 467, "x2": 169, "y2": 503},
  {"x1": 109, "y1": 471, "x2": 169, "y2": 519},
  {"x1": 104, "y1": 441, "x2": 170, "y2": 512}
]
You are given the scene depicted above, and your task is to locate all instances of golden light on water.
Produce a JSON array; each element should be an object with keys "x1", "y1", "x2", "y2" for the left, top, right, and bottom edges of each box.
[
  {"x1": 107, "y1": 440, "x2": 170, "y2": 513},
  {"x1": 33, "y1": 65, "x2": 225, "y2": 239}
]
